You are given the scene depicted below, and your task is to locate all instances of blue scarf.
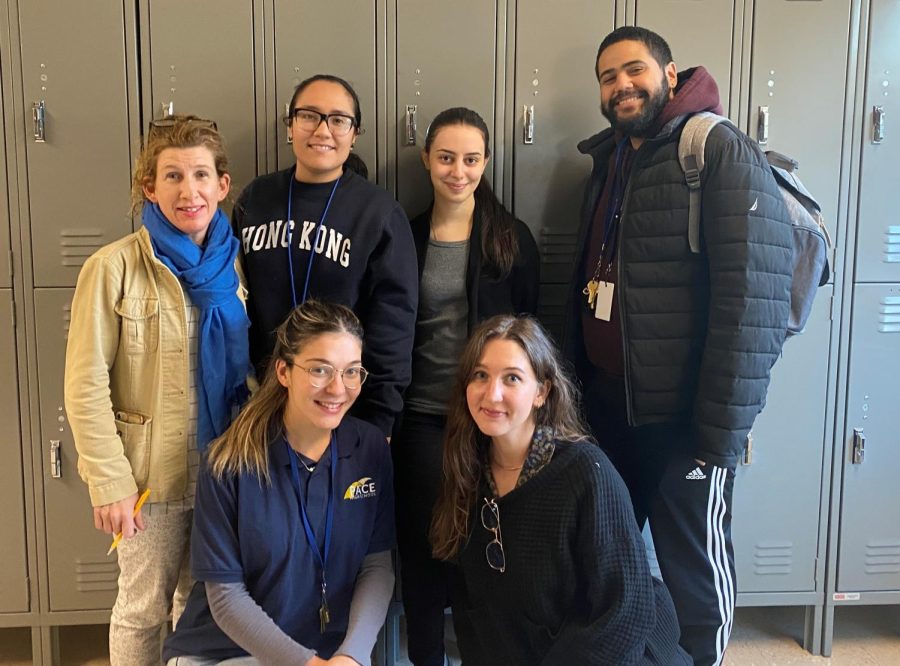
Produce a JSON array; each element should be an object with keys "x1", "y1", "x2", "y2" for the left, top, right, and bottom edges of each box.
[{"x1": 142, "y1": 203, "x2": 250, "y2": 450}]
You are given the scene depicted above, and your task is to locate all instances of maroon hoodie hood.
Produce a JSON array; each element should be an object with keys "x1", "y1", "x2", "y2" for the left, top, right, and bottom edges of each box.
[{"x1": 653, "y1": 65, "x2": 723, "y2": 133}]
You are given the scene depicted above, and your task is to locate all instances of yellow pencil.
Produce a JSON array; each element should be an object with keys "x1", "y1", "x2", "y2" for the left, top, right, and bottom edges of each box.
[{"x1": 106, "y1": 488, "x2": 152, "y2": 556}]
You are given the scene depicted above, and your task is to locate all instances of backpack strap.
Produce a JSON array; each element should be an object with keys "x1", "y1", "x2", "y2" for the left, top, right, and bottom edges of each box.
[{"x1": 678, "y1": 111, "x2": 730, "y2": 253}]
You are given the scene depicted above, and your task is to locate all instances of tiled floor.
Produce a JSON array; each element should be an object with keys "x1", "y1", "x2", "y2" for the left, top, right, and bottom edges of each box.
[{"x1": 1, "y1": 605, "x2": 897, "y2": 665}]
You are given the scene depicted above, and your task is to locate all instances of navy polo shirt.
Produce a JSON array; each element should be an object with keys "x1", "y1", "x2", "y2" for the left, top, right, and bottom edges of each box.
[{"x1": 162, "y1": 416, "x2": 395, "y2": 661}]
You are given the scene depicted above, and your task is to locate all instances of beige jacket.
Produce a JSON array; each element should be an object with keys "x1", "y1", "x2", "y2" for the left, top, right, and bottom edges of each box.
[{"x1": 64, "y1": 227, "x2": 247, "y2": 506}]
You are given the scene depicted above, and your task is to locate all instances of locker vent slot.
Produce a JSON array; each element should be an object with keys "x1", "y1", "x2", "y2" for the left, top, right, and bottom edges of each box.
[
  {"x1": 753, "y1": 542, "x2": 793, "y2": 575},
  {"x1": 864, "y1": 540, "x2": 900, "y2": 575},
  {"x1": 886, "y1": 226, "x2": 900, "y2": 264},
  {"x1": 878, "y1": 296, "x2": 900, "y2": 333},
  {"x1": 540, "y1": 228, "x2": 578, "y2": 284},
  {"x1": 63, "y1": 303, "x2": 72, "y2": 340},
  {"x1": 75, "y1": 559, "x2": 119, "y2": 592},
  {"x1": 59, "y1": 229, "x2": 106, "y2": 268}
]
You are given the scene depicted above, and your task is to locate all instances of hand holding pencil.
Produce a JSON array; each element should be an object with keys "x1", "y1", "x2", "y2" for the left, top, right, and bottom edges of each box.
[{"x1": 104, "y1": 488, "x2": 152, "y2": 555}]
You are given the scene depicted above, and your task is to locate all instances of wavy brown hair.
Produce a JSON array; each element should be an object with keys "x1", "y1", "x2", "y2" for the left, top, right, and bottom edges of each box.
[
  {"x1": 430, "y1": 314, "x2": 589, "y2": 560},
  {"x1": 206, "y1": 299, "x2": 363, "y2": 483},
  {"x1": 131, "y1": 114, "x2": 229, "y2": 214}
]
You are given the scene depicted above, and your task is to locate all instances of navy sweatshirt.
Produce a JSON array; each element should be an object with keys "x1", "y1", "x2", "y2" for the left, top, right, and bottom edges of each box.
[{"x1": 233, "y1": 167, "x2": 418, "y2": 436}]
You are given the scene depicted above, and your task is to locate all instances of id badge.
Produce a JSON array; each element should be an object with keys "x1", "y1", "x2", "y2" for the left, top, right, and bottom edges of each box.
[{"x1": 593, "y1": 281, "x2": 614, "y2": 321}]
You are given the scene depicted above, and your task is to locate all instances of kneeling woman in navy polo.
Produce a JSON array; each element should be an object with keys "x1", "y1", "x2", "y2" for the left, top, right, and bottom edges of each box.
[{"x1": 164, "y1": 300, "x2": 395, "y2": 665}]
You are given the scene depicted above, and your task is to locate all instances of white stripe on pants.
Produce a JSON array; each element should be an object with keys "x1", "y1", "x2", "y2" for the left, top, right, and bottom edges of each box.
[{"x1": 705, "y1": 466, "x2": 735, "y2": 666}]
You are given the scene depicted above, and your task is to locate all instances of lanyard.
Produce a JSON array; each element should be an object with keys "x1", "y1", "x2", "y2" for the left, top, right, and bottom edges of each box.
[
  {"x1": 286, "y1": 432, "x2": 338, "y2": 632},
  {"x1": 595, "y1": 137, "x2": 631, "y2": 277},
  {"x1": 286, "y1": 173, "x2": 341, "y2": 307}
]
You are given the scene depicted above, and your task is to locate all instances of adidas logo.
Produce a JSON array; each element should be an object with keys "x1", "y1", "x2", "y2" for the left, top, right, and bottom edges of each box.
[{"x1": 685, "y1": 467, "x2": 707, "y2": 480}]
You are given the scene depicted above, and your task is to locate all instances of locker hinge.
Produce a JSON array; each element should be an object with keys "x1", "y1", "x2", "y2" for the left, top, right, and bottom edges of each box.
[
  {"x1": 7, "y1": 251, "x2": 12, "y2": 279},
  {"x1": 25, "y1": 577, "x2": 31, "y2": 608},
  {"x1": 10, "y1": 299, "x2": 14, "y2": 328},
  {"x1": 829, "y1": 296, "x2": 835, "y2": 322}
]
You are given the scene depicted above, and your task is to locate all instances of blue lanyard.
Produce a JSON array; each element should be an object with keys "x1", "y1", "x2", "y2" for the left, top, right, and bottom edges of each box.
[
  {"x1": 286, "y1": 173, "x2": 342, "y2": 307},
  {"x1": 286, "y1": 432, "x2": 338, "y2": 631},
  {"x1": 596, "y1": 138, "x2": 631, "y2": 275}
]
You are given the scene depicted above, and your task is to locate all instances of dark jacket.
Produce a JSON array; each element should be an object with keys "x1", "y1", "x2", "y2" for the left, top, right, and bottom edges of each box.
[
  {"x1": 233, "y1": 168, "x2": 418, "y2": 436},
  {"x1": 409, "y1": 203, "x2": 540, "y2": 330},
  {"x1": 451, "y1": 441, "x2": 688, "y2": 665},
  {"x1": 564, "y1": 68, "x2": 793, "y2": 468}
]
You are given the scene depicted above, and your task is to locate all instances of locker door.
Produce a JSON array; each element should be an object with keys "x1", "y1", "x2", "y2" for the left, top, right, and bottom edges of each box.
[
  {"x1": 272, "y1": 0, "x2": 377, "y2": 177},
  {"x1": 732, "y1": 286, "x2": 833, "y2": 593},
  {"x1": 0, "y1": 292, "x2": 29, "y2": 613},
  {"x1": 145, "y1": 0, "x2": 258, "y2": 199},
  {"x1": 18, "y1": 0, "x2": 133, "y2": 287},
  {"x1": 36, "y1": 289, "x2": 117, "y2": 611},
  {"x1": 749, "y1": 0, "x2": 851, "y2": 227},
  {"x1": 631, "y1": 0, "x2": 737, "y2": 114},
  {"x1": 854, "y1": 0, "x2": 900, "y2": 283},
  {"x1": 838, "y1": 284, "x2": 900, "y2": 592},
  {"x1": 512, "y1": 0, "x2": 615, "y2": 335},
  {"x1": 396, "y1": 0, "x2": 498, "y2": 218}
]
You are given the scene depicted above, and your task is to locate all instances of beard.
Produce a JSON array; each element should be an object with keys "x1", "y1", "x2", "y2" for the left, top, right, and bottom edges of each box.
[{"x1": 601, "y1": 76, "x2": 671, "y2": 138}]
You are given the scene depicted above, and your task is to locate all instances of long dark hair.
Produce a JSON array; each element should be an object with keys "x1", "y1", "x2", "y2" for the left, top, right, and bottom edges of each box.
[
  {"x1": 424, "y1": 107, "x2": 518, "y2": 277},
  {"x1": 206, "y1": 299, "x2": 363, "y2": 483},
  {"x1": 430, "y1": 315, "x2": 589, "y2": 560}
]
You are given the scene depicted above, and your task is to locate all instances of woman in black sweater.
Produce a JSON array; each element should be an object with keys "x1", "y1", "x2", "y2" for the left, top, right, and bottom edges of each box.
[
  {"x1": 393, "y1": 107, "x2": 539, "y2": 665},
  {"x1": 430, "y1": 315, "x2": 690, "y2": 665}
]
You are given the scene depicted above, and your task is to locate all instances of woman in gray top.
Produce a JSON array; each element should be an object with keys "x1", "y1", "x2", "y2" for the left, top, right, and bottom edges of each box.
[{"x1": 394, "y1": 107, "x2": 540, "y2": 666}]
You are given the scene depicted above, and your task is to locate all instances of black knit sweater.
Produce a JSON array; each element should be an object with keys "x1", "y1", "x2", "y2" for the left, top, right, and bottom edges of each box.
[{"x1": 451, "y1": 441, "x2": 686, "y2": 665}]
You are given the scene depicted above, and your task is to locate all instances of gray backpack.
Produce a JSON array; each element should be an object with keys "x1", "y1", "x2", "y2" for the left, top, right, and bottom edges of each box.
[{"x1": 678, "y1": 111, "x2": 832, "y2": 337}]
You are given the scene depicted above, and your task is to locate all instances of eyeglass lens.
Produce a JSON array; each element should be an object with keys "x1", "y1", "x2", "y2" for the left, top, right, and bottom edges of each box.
[{"x1": 293, "y1": 109, "x2": 354, "y2": 136}]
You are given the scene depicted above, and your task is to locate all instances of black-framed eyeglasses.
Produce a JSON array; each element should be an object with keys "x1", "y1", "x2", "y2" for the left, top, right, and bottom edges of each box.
[
  {"x1": 481, "y1": 497, "x2": 506, "y2": 573},
  {"x1": 147, "y1": 117, "x2": 217, "y2": 141},
  {"x1": 284, "y1": 108, "x2": 357, "y2": 137},
  {"x1": 293, "y1": 363, "x2": 368, "y2": 390}
]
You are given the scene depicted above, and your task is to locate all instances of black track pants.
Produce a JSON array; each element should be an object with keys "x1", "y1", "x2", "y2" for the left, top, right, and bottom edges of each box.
[{"x1": 584, "y1": 370, "x2": 736, "y2": 666}]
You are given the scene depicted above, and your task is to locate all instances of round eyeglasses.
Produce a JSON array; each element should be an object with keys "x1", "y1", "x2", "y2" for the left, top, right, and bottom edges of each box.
[
  {"x1": 293, "y1": 363, "x2": 368, "y2": 390},
  {"x1": 481, "y1": 497, "x2": 506, "y2": 573},
  {"x1": 284, "y1": 108, "x2": 357, "y2": 137}
]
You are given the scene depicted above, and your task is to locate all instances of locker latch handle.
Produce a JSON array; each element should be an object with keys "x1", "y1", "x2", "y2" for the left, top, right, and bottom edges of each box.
[
  {"x1": 285, "y1": 103, "x2": 293, "y2": 144},
  {"x1": 161, "y1": 101, "x2": 174, "y2": 119},
  {"x1": 851, "y1": 428, "x2": 865, "y2": 464},
  {"x1": 405, "y1": 105, "x2": 417, "y2": 146},
  {"x1": 742, "y1": 432, "x2": 753, "y2": 466},
  {"x1": 523, "y1": 105, "x2": 535, "y2": 145},
  {"x1": 757, "y1": 106, "x2": 769, "y2": 146},
  {"x1": 32, "y1": 101, "x2": 46, "y2": 143},
  {"x1": 50, "y1": 440, "x2": 61, "y2": 478},
  {"x1": 873, "y1": 106, "x2": 885, "y2": 144}
]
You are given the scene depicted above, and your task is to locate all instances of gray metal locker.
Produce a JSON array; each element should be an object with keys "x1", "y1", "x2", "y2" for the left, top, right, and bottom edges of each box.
[
  {"x1": 510, "y1": 0, "x2": 615, "y2": 335},
  {"x1": 838, "y1": 284, "x2": 900, "y2": 593},
  {"x1": 748, "y1": 0, "x2": 852, "y2": 228},
  {"x1": 732, "y1": 286, "x2": 834, "y2": 594},
  {"x1": 35, "y1": 289, "x2": 117, "y2": 612},
  {"x1": 395, "y1": 0, "x2": 498, "y2": 218},
  {"x1": 18, "y1": 0, "x2": 134, "y2": 287},
  {"x1": 0, "y1": 72, "x2": 11, "y2": 289},
  {"x1": 0, "y1": 291, "x2": 29, "y2": 614},
  {"x1": 853, "y1": 0, "x2": 899, "y2": 283},
  {"x1": 271, "y1": 0, "x2": 378, "y2": 177},
  {"x1": 141, "y1": 0, "x2": 259, "y2": 199},
  {"x1": 630, "y1": 0, "x2": 737, "y2": 114}
]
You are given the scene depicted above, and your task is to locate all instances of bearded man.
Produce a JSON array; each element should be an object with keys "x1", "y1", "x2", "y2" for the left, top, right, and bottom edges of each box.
[{"x1": 564, "y1": 26, "x2": 794, "y2": 666}]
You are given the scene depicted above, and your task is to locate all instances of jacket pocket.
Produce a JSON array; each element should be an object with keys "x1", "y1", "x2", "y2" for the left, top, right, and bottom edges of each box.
[
  {"x1": 115, "y1": 297, "x2": 159, "y2": 354},
  {"x1": 114, "y1": 410, "x2": 152, "y2": 488}
]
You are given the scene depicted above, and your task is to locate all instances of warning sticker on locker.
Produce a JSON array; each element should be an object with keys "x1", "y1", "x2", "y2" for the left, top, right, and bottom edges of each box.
[{"x1": 832, "y1": 592, "x2": 861, "y2": 601}]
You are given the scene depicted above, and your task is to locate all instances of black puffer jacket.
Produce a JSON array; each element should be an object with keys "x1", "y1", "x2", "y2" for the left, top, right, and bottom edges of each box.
[{"x1": 565, "y1": 115, "x2": 793, "y2": 468}]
